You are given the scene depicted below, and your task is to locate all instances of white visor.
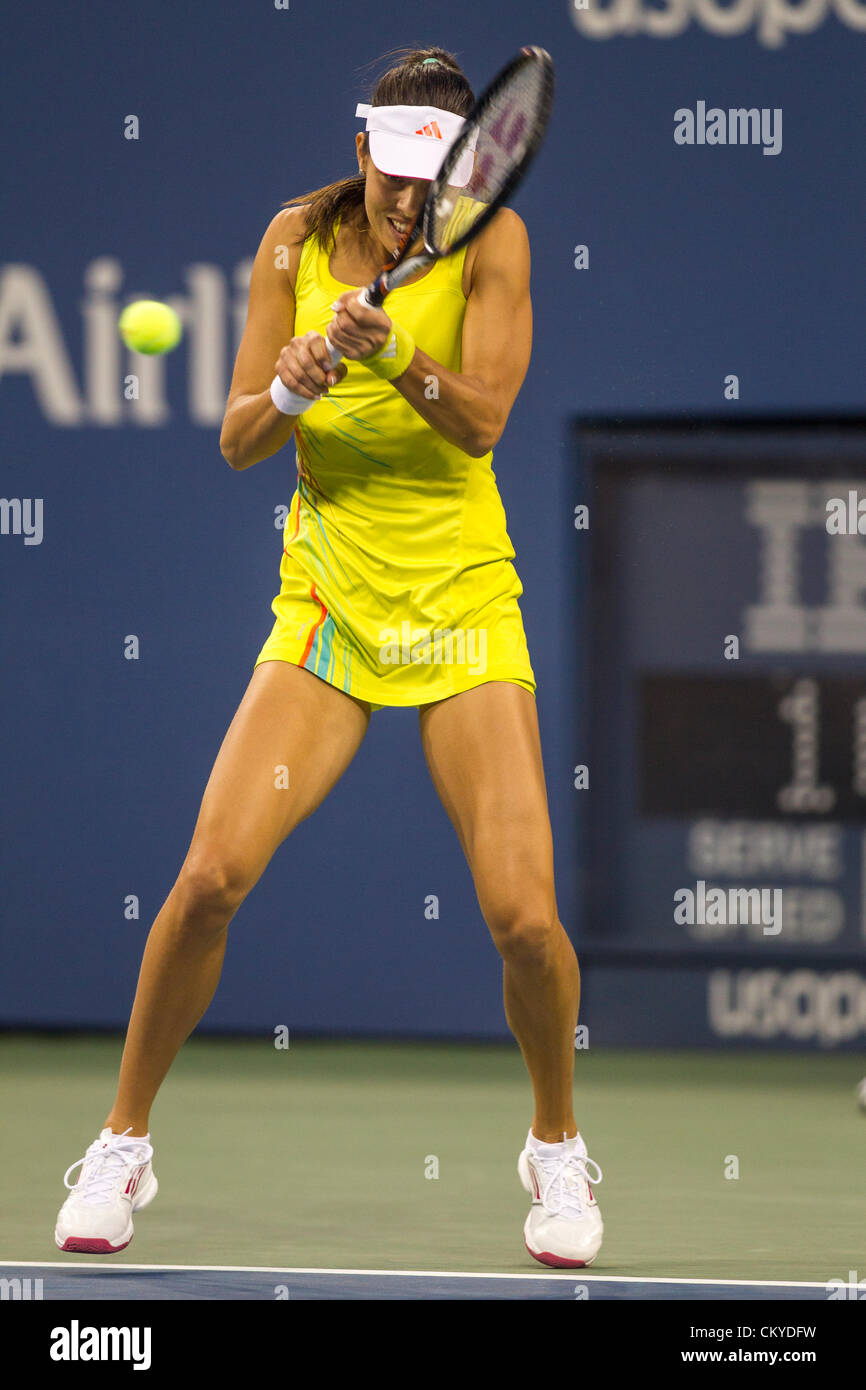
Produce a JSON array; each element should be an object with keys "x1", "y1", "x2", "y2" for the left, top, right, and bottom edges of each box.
[{"x1": 356, "y1": 103, "x2": 476, "y2": 187}]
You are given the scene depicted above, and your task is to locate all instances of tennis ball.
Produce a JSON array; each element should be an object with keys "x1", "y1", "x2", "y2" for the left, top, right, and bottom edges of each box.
[{"x1": 118, "y1": 299, "x2": 182, "y2": 355}]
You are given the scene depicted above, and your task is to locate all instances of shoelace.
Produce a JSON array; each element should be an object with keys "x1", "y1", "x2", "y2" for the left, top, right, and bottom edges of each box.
[
  {"x1": 533, "y1": 1147, "x2": 603, "y2": 1219},
  {"x1": 63, "y1": 1128, "x2": 151, "y2": 1205}
]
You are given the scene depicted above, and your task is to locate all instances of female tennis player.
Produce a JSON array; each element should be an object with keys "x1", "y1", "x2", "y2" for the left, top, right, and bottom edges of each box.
[{"x1": 54, "y1": 46, "x2": 603, "y2": 1269}]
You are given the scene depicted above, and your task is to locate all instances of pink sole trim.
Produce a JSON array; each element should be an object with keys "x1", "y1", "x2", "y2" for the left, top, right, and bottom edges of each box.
[
  {"x1": 525, "y1": 1238, "x2": 594, "y2": 1269},
  {"x1": 58, "y1": 1236, "x2": 130, "y2": 1254}
]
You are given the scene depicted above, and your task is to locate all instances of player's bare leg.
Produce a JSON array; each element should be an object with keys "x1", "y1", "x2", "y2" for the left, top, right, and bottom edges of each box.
[
  {"x1": 418, "y1": 681, "x2": 578, "y2": 1141},
  {"x1": 103, "y1": 662, "x2": 371, "y2": 1137},
  {"x1": 419, "y1": 680, "x2": 602, "y2": 1267},
  {"x1": 56, "y1": 662, "x2": 371, "y2": 1254}
]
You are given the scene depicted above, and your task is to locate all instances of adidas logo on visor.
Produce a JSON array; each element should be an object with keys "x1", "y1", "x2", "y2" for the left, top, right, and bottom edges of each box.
[{"x1": 414, "y1": 121, "x2": 443, "y2": 139}]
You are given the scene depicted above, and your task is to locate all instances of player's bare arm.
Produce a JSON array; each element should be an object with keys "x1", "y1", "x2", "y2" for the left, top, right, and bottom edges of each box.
[
  {"x1": 219, "y1": 206, "x2": 347, "y2": 471},
  {"x1": 326, "y1": 208, "x2": 532, "y2": 458}
]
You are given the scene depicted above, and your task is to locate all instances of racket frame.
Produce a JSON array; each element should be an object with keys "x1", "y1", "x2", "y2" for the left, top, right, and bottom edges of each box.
[
  {"x1": 363, "y1": 45, "x2": 555, "y2": 307},
  {"x1": 310, "y1": 46, "x2": 555, "y2": 382}
]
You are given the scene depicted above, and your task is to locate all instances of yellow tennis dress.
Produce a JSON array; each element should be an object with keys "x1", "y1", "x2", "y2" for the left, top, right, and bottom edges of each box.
[{"x1": 254, "y1": 218, "x2": 536, "y2": 711}]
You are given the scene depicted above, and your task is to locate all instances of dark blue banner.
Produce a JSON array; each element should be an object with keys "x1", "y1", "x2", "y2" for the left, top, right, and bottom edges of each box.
[{"x1": 2, "y1": 2, "x2": 863, "y2": 1039}]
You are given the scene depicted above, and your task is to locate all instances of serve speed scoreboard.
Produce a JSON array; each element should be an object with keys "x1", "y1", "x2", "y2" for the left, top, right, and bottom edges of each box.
[{"x1": 572, "y1": 418, "x2": 866, "y2": 1050}]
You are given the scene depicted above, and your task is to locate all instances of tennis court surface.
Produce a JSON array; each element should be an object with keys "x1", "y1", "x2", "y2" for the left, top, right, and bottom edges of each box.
[{"x1": 2, "y1": 1035, "x2": 863, "y2": 1300}]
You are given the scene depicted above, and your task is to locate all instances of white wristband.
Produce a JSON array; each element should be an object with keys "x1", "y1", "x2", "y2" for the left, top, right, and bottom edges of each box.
[{"x1": 270, "y1": 374, "x2": 318, "y2": 417}]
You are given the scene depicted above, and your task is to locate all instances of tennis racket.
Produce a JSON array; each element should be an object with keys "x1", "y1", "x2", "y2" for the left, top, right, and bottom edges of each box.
[{"x1": 277, "y1": 44, "x2": 555, "y2": 415}]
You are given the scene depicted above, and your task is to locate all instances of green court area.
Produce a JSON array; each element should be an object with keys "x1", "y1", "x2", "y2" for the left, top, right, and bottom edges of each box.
[{"x1": 1, "y1": 1034, "x2": 863, "y2": 1282}]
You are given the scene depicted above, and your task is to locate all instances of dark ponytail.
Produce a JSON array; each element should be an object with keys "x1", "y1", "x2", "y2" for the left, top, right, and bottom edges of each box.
[{"x1": 282, "y1": 47, "x2": 474, "y2": 252}]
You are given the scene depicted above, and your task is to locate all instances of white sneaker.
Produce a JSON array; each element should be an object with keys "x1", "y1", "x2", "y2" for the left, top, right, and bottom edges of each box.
[
  {"x1": 518, "y1": 1128, "x2": 603, "y2": 1268},
  {"x1": 55, "y1": 1127, "x2": 158, "y2": 1254}
]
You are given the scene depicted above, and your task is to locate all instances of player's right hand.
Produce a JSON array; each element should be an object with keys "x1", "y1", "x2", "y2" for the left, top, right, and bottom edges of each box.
[{"x1": 274, "y1": 332, "x2": 348, "y2": 401}]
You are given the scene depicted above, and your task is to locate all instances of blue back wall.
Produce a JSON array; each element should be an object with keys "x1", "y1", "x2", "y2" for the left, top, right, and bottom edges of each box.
[{"x1": 1, "y1": 0, "x2": 862, "y2": 1034}]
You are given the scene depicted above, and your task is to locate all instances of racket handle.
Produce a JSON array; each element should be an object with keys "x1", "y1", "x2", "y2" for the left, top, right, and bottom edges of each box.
[
  {"x1": 270, "y1": 288, "x2": 376, "y2": 416},
  {"x1": 269, "y1": 329, "x2": 346, "y2": 417},
  {"x1": 324, "y1": 286, "x2": 377, "y2": 351},
  {"x1": 323, "y1": 335, "x2": 344, "y2": 367},
  {"x1": 318, "y1": 286, "x2": 377, "y2": 372}
]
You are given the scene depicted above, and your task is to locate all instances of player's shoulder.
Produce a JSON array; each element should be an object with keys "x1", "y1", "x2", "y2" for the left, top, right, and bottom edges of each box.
[
  {"x1": 266, "y1": 203, "x2": 313, "y2": 245},
  {"x1": 489, "y1": 206, "x2": 528, "y2": 237},
  {"x1": 253, "y1": 204, "x2": 314, "y2": 289},
  {"x1": 273, "y1": 202, "x2": 315, "y2": 234},
  {"x1": 466, "y1": 206, "x2": 530, "y2": 293},
  {"x1": 476, "y1": 206, "x2": 529, "y2": 260}
]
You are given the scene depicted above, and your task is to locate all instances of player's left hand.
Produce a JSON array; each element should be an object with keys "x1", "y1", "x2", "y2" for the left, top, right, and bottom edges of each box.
[{"x1": 327, "y1": 291, "x2": 392, "y2": 361}]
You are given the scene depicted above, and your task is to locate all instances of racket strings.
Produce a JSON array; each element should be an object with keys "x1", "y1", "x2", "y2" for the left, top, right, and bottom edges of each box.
[{"x1": 428, "y1": 61, "x2": 551, "y2": 252}]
